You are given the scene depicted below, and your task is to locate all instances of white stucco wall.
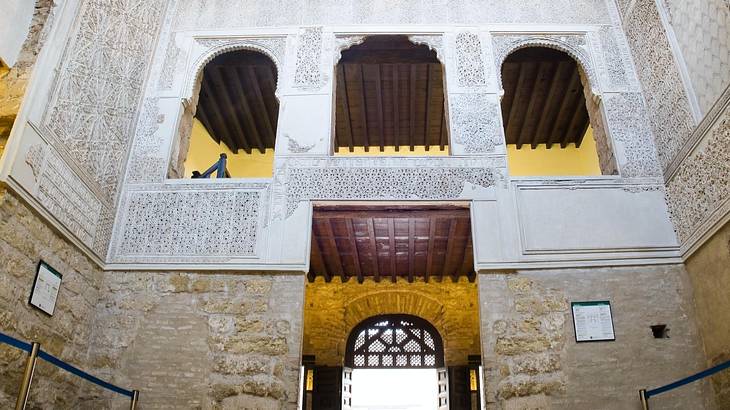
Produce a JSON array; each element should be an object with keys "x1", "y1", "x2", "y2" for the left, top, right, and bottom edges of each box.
[{"x1": 0, "y1": 0, "x2": 35, "y2": 67}]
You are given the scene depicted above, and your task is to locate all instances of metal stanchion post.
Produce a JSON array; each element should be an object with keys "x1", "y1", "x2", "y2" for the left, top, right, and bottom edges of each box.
[
  {"x1": 130, "y1": 390, "x2": 139, "y2": 410},
  {"x1": 15, "y1": 342, "x2": 40, "y2": 410},
  {"x1": 639, "y1": 389, "x2": 649, "y2": 410}
]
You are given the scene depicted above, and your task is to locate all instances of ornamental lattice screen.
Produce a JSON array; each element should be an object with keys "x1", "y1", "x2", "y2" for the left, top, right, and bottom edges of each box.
[{"x1": 345, "y1": 314, "x2": 445, "y2": 369}]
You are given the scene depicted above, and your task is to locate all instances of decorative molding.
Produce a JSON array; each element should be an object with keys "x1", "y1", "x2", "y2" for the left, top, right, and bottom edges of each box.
[
  {"x1": 158, "y1": 37, "x2": 183, "y2": 90},
  {"x1": 126, "y1": 98, "x2": 166, "y2": 184},
  {"x1": 449, "y1": 93, "x2": 502, "y2": 153},
  {"x1": 408, "y1": 35, "x2": 445, "y2": 64},
  {"x1": 24, "y1": 144, "x2": 102, "y2": 247},
  {"x1": 187, "y1": 36, "x2": 286, "y2": 99},
  {"x1": 491, "y1": 33, "x2": 599, "y2": 95},
  {"x1": 334, "y1": 35, "x2": 366, "y2": 63},
  {"x1": 280, "y1": 157, "x2": 502, "y2": 217},
  {"x1": 294, "y1": 27, "x2": 325, "y2": 89}
]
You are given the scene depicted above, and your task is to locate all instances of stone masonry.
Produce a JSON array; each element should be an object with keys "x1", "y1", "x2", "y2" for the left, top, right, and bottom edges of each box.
[{"x1": 86, "y1": 272, "x2": 305, "y2": 410}]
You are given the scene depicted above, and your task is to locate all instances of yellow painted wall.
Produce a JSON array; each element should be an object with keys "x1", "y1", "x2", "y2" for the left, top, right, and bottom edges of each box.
[
  {"x1": 184, "y1": 118, "x2": 274, "y2": 178},
  {"x1": 507, "y1": 126, "x2": 602, "y2": 176},
  {"x1": 335, "y1": 145, "x2": 449, "y2": 156}
]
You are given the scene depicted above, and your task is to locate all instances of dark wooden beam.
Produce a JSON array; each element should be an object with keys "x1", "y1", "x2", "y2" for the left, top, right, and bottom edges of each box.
[
  {"x1": 346, "y1": 219, "x2": 364, "y2": 283},
  {"x1": 407, "y1": 219, "x2": 415, "y2": 283},
  {"x1": 247, "y1": 66, "x2": 276, "y2": 148},
  {"x1": 532, "y1": 61, "x2": 569, "y2": 148},
  {"x1": 423, "y1": 64, "x2": 432, "y2": 151},
  {"x1": 374, "y1": 64, "x2": 385, "y2": 151},
  {"x1": 311, "y1": 235, "x2": 331, "y2": 282},
  {"x1": 425, "y1": 217, "x2": 436, "y2": 283},
  {"x1": 392, "y1": 64, "x2": 400, "y2": 151},
  {"x1": 358, "y1": 64, "x2": 370, "y2": 151},
  {"x1": 226, "y1": 67, "x2": 266, "y2": 153},
  {"x1": 366, "y1": 218, "x2": 380, "y2": 282},
  {"x1": 337, "y1": 65, "x2": 355, "y2": 151},
  {"x1": 388, "y1": 218, "x2": 397, "y2": 283},
  {"x1": 323, "y1": 218, "x2": 346, "y2": 281},
  {"x1": 200, "y1": 78, "x2": 238, "y2": 152},
  {"x1": 409, "y1": 65, "x2": 417, "y2": 151},
  {"x1": 561, "y1": 93, "x2": 586, "y2": 148},
  {"x1": 439, "y1": 111, "x2": 447, "y2": 151},
  {"x1": 517, "y1": 62, "x2": 550, "y2": 149},
  {"x1": 442, "y1": 219, "x2": 458, "y2": 282},
  {"x1": 210, "y1": 68, "x2": 250, "y2": 153},
  {"x1": 506, "y1": 62, "x2": 530, "y2": 148},
  {"x1": 547, "y1": 71, "x2": 580, "y2": 148}
]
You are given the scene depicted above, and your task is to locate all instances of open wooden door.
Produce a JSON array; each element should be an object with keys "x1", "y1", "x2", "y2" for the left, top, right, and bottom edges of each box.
[
  {"x1": 437, "y1": 367, "x2": 449, "y2": 409},
  {"x1": 341, "y1": 366, "x2": 353, "y2": 410}
]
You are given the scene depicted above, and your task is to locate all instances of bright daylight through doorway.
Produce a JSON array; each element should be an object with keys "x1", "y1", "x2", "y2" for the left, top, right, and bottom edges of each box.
[{"x1": 351, "y1": 369, "x2": 438, "y2": 410}]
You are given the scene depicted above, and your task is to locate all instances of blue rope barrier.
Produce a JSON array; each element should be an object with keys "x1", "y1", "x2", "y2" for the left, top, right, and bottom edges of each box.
[
  {"x1": 0, "y1": 330, "x2": 133, "y2": 398},
  {"x1": 0, "y1": 331, "x2": 32, "y2": 352},
  {"x1": 646, "y1": 359, "x2": 730, "y2": 398}
]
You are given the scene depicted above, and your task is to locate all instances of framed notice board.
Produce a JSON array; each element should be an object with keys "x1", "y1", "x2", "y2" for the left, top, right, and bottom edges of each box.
[
  {"x1": 28, "y1": 261, "x2": 63, "y2": 316},
  {"x1": 571, "y1": 301, "x2": 615, "y2": 342}
]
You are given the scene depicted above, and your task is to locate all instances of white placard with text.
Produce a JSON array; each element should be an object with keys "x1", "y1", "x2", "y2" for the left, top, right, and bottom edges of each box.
[
  {"x1": 29, "y1": 261, "x2": 62, "y2": 316},
  {"x1": 571, "y1": 301, "x2": 615, "y2": 342}
]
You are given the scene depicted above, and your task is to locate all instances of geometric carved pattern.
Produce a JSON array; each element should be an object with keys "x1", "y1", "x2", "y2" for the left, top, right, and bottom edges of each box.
[
  {"x1": 346, "y1": 314, "x2": 444, "y2": 368},
  {"x1": 449, "y1": 93, "x2": 501, "y2": 153},
  {"x1": 43, "y1": 0, "x2": 167, "y2": 202},
  {"x1": 666, "y1": 106, "x2": 730, "y2": 245},
  {"x1": 294, "y1": 27, "x2": 323, "y2": 89},
  {"x1": 283, "y1": 158, "x2": 500, "y2": 217},
  {"x1": 113, "y1": 188, "x2": 262, "y2": 262},
  {"x1": 602, "y1": 93, "x2": 662, "y2": 178},
  {"x1": 623, "y1": 0, "x2": 695, "y2": 170},
  {"x1": 455, "y1": 32, "x2": 487, "y2": 87}
]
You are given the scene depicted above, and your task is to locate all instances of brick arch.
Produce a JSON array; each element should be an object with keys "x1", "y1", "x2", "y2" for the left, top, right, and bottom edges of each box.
[{"x1": 303, "y1": 278, "x2": 480, "y2": 366}]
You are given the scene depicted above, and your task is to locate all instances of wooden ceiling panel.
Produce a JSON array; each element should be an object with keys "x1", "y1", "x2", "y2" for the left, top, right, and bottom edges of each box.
[
  {"x1": 501, "y1": 47, "x2": 590, "y2": 149},
  {"x1": 336, "y1": 36, "x2": 448, "y2": 152},
  {"x1": 309, "y1": 205, "x2": 474, "y2": 283},
  {"x1": 195, "y1": 50, "x2": 279, "y2": 154}
]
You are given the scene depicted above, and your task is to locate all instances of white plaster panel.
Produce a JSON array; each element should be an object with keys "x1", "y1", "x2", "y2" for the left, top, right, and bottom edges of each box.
[
  {"x1": 515, "y1": 184, "x2": 677, "y2": 252},
  {"x1": 0, "y1": 0, "x2": 34, "y2": 67},
  {"x1": 276, "y1": 95, "x2": 331, "y2": 156}
]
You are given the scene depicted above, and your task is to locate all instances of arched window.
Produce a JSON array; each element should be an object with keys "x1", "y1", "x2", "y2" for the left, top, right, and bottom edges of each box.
[
  {"x1": 169, "y1": 49, "x2": 279, "y2": 179},
  {"x1": 500, "y1": 46, "x2": 617, "y2": 176},
  {"x1": 334, "y1": 35, "x2": 448, "y2": 155},
  {"x1": 345, "y1": 314, "x2": 445, "y2": 368}
]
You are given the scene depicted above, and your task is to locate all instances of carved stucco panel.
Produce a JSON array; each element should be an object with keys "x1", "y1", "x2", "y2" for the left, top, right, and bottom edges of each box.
[
  {"x1": 666, "y1": 108, "x2": 729, "y2": 244},
  {"x1": 408, "y1": 35, "x2": 445, "y2": 64},
  {"x1": 449, "y1": 93, "x2": 502, "y2": 154},
  {"x1": 126, "y1": 97, "x2": 167, "y2": 184},
  {"x1": 294, "y1": 27, "x2": 325, "y2": 90},
  {"x1": 623, "y1": 0, "x2": 695, "y2": 170},
  {"x1": 602, "y1": 92, "x2": 662, "y2": 178},
  {"x1": 42, "y1": 0, "x2": 167, "y2": 203},
  {"x1": 112, "y1": 185, "x2": 267, "y2": 262},
  {"x1": 280, "y1": 157, "x2": 502, "y2": 217},
  {"x1": 454, "y1": 32, "x2": 488, "y2": 88}
]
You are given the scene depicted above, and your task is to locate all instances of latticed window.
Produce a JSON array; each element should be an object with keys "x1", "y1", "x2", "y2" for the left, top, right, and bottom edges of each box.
[{"x1": 345, "y1": 314, "x2": 445, "y2": 369}]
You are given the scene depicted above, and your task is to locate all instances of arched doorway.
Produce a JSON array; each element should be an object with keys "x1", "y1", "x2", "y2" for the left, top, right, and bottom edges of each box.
[{"x1": 344, "y1": 314, "x2": 448, "y2": 410}]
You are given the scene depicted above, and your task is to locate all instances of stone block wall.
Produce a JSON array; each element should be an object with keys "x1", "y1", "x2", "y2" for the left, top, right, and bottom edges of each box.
[
  {"x1": 0, "y1": 185, "x2": 105, "y2": 408},
  {"x1": 86, "y1": 271, "x2": 305, "y2": 410},
  {"x1": 685, "y1": 221, "x2": 730, "y2": 408},
  {"x1": 303, "y1": 277, "x2": 481, "y2": 367},
  {"x1": 478, "y1": 265, "x2": 713, "y2": 410}
]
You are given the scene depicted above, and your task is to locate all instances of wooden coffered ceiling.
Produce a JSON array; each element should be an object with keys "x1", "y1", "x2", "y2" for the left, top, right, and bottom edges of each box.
[
  {"x1": 309, "y1": 204, "x2": 474, "y2": 283},
  {"x1": 335, "y1": 36, "x2": 448, "y2": 152},
  {"x1": 195, "y1": 50, "x2": 279, "y2": 154},
  {"x1": 501, "y1": 47, "x2": 590, "y2": 149}
]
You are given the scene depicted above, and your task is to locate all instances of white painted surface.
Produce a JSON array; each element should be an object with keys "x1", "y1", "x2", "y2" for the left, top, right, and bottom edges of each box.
[{"x1": 0, "y1": 0, "x2": 34, "y2": 67}]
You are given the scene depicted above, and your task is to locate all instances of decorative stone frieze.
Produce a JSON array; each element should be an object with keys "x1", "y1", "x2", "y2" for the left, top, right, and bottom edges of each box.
[{"x1": 158, "y1": 38, "x2": 184, "y2": 90}]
